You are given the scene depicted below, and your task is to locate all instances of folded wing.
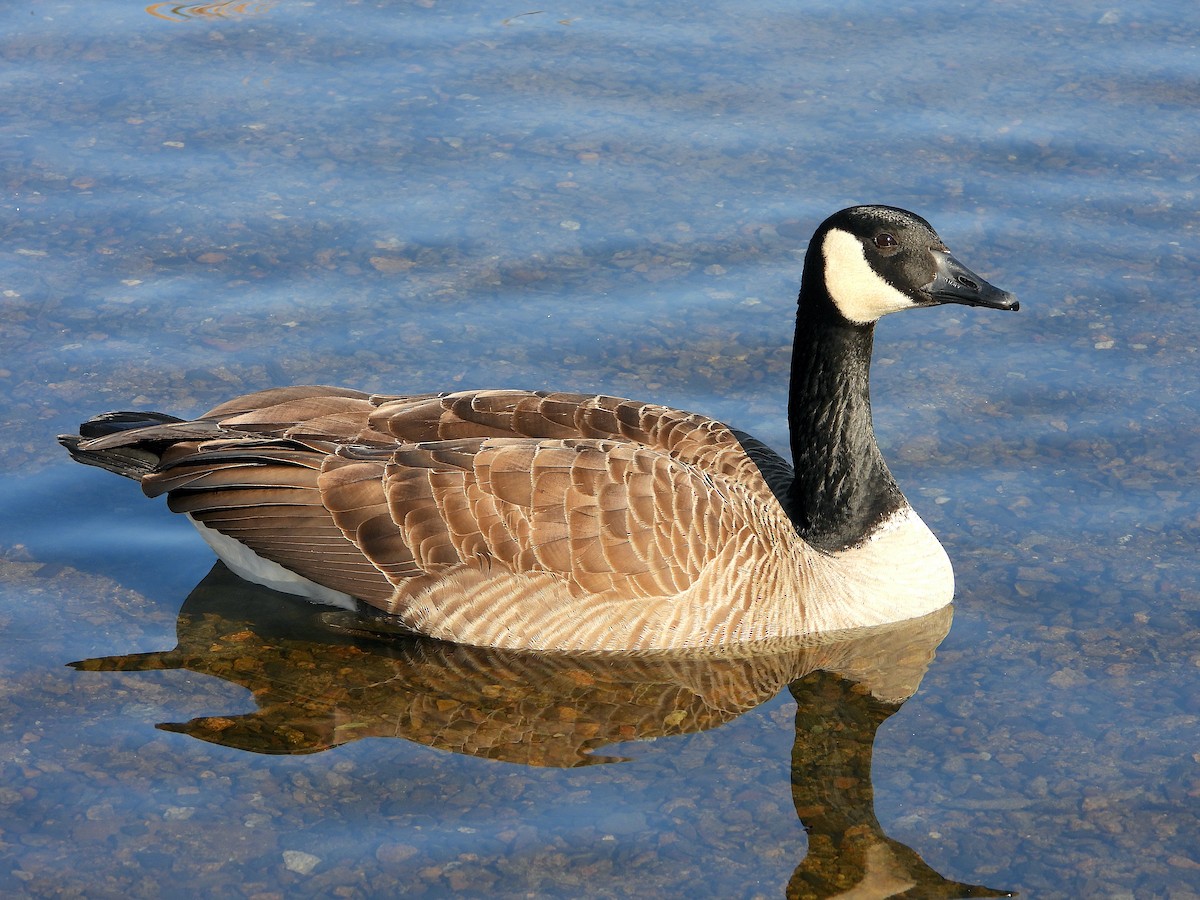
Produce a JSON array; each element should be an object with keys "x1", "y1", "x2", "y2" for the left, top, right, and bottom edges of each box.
[{"x1": 85, "y1": 386, "x2": 782, "y2": 634}]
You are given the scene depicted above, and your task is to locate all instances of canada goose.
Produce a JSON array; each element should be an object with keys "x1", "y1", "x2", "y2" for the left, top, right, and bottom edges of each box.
[{"x1": 60, "y1": 205, "x2": 1017, "y2": 652}]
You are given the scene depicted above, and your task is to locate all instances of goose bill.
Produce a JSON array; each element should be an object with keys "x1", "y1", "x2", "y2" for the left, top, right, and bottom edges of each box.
[{"x1": 924, "y1": 250, "x2": 1019, "y2": 311}]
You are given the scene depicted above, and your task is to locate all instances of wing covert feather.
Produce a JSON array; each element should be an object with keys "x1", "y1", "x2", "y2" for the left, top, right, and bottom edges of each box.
[
  {"x1": 364, "y1": 391, "x2": 776, "y2": 506},
  {"x1": 364, "y1": 438, "x2": 730, "y2": 606},
  {"x1": 80, "y1": 385, "x2": 789, "y2": 642}
]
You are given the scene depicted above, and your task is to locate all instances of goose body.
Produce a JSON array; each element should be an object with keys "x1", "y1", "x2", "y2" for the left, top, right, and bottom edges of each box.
[{"x1": 60, "y1": 206, "x2": 1017, "y2": 652}]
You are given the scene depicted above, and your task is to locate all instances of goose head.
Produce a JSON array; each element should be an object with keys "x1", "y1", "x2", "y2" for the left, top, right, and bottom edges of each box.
[
  {"x1": 787, "y1": 205, "x2": 1018, "y2": 552},
  {"x1": 809, "y1": 205, "x2": 1019, "y2": 325}
]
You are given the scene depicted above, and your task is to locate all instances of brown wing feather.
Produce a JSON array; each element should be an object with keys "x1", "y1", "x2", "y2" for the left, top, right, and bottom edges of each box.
[
  {"x1": 341, "y1": 437, "x2": 730, "y2": 618},
  {"x1": 200, "y1": 385, "x2": 373, "y2": 420},
  {"x1": 74, "y1": 387, "x2": 780, "y2": 634},
  {"x1": 189, "y1": 387, "x2": 773, "y2": 508},
  {"x1": 318, "y1": 456, "x2": 426, "y2": 586},
  {"x1": 214, "y1": 396, "x2": 394, "y2": 445},
  {"x1": 139, "y1": 440, "x2": 396, "y2": 603},
  {"x1": 367, "y1": 390, "x2": 776, "y2": 505}
]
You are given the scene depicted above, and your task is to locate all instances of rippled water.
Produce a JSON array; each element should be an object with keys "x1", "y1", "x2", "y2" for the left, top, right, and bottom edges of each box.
[{"x1": 2, "y1": 1, "x2": 1198, "y2": 896}]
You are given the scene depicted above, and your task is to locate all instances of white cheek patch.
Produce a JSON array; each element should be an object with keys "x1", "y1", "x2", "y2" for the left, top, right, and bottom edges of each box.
[{"x1": 822, "y1": 228, "x2": 916, "y2": 324}]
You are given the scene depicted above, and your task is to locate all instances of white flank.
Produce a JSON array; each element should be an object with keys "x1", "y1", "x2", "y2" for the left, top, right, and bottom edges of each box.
[
  {"x1": 186, "y1": 514, "x2": 359, "y2": 610},
  {"x1": 822, "y1": 228, "x2": 914, "y2": 324}
]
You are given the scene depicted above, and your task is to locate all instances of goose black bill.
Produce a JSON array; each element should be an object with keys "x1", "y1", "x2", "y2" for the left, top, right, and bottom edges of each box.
[{"x1": 925, "y1": 249, "x2": 1019, "y2": 311}]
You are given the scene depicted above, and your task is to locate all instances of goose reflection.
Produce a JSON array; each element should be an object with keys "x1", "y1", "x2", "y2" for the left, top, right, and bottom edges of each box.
[
  {"x1": 145, "y1": 2, "x2": 277, "y2": 21},
  {"x1": 72, "y1": 564, "x2": 1010, "y2": 897}
]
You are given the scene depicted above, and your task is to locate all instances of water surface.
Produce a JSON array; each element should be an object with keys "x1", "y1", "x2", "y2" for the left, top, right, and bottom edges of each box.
[{"x1": 2, "y1": 1, "x2": 1198, "y2": 896}]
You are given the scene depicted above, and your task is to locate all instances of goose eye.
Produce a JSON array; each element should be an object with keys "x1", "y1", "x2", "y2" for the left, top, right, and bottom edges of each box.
[{"x1": 874, "y1": 233, "x2": 898, "y2": 249}]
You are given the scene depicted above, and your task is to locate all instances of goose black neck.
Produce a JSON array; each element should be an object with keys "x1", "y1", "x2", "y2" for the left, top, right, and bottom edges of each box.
[{"x1": 786, "y1": 288, "x2": 905, "y2": 551}]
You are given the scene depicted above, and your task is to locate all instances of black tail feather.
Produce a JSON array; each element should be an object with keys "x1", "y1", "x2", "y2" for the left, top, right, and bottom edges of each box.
[
  {"x1": 58, "y1": 411, "x2": 187, "y2": 480},
  {"x1": 77, "y1": 410, "x2": 186, "y2": 440},
  {"x1": 57, "y1": 432, "x2": 160, "y2": 479}
]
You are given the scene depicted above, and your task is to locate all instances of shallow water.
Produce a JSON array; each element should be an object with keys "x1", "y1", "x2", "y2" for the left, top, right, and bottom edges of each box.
[{"x1": 2, "y1": 0, "x2": 1199, "y2": 897}]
